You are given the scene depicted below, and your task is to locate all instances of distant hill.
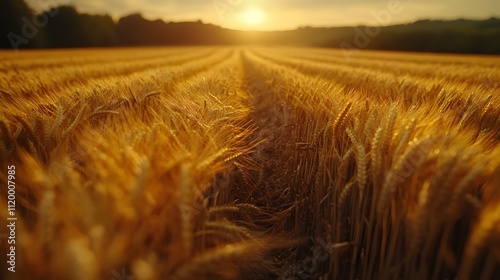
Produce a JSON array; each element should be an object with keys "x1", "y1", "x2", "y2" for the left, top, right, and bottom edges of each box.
[
  {"x1": 1, "y1": 1, "x2": 499, "y2": 54},
  {"x1": 240, "y1": 18, "x2": 500, "y2": 54}
]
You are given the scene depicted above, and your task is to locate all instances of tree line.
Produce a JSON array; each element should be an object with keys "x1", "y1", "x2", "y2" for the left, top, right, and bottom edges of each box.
[{"x1": 2, "y1": 0, "x2": 500, "y2": 54}]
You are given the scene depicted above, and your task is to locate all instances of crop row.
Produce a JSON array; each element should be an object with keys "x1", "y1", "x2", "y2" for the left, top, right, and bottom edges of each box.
[{"x1": 242, "y1": 49, "x2": 500, "y2": 279}]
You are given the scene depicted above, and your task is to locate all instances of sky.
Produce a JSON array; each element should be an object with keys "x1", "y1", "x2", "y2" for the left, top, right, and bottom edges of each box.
[{"x1": 26, "y1": 0, "x2": 500, "y2": 31}]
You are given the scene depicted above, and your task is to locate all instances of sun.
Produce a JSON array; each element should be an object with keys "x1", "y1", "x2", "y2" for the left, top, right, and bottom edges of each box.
[{"x1": 241, "y1": 8, "x2": 265, "y2": 26}]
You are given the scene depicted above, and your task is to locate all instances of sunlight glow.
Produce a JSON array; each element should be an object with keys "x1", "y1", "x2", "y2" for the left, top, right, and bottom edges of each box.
[{"x1": 241, "y1": 8, "x2": 265, "y2": 26}]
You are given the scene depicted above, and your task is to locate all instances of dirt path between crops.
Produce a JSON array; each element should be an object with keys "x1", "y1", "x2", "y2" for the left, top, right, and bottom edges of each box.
[{"x1": 227, "y1": 50, "x2": 311, "y2": 278}]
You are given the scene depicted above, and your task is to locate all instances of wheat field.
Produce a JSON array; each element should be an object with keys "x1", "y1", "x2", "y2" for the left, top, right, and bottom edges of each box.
[{"x1": 0, "y1": 47, "x2": 499, "y2": 279}]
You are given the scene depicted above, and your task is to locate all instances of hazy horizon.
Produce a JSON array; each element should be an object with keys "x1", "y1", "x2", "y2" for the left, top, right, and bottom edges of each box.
[{"x1": 24, "y1": 0, "x2": 500, "y2": 31}]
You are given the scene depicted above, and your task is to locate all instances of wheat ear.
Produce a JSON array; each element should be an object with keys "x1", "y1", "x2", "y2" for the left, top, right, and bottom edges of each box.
[
  {"x1": 332, "y1": 102, "x2": 352, "y2": 133},
  {"x1": 377, "y1": 137, "x2": 431, "y2": 217},
  {"x1": 370, "y1": 126, "x2": 383, "y2": 186},
  {"x1": 346, "y1": 128, "x2": 366, "y2": 193}
]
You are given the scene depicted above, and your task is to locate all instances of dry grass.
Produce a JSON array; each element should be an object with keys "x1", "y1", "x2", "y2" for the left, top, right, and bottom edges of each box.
[{"x1": 1, "y1": 46, "x2": 499, "y2": 279}]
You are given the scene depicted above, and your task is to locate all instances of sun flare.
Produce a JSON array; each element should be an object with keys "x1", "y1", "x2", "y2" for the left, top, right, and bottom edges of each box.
[{"x1": 241, "y1": 8, "x2": 264, "y2": 26}]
